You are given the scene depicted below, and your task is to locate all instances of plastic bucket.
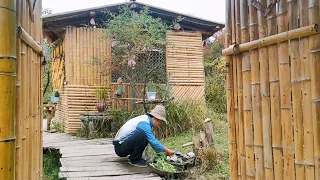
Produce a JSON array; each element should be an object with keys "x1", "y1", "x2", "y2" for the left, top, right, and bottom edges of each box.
[{"x1": 147, "y1": 92, "x2": 157, "y2": 100}]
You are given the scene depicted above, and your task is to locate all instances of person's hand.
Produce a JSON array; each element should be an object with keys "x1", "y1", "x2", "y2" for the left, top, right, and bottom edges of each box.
[{"x1": 164, "y1": 148, "x2": 174, "y2": 156}]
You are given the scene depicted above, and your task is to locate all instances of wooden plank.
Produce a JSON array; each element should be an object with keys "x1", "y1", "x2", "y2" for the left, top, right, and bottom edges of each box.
[
  {"x1": 67, "y1": 174, "x2": 161, "y2": 180},
  {"x1": 60, "y1": 169, "x2": 153, "y2": 178}
]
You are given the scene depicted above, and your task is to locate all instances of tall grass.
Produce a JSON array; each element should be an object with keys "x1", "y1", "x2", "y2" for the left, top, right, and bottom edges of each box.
[{"x1": 43, "y1": 149, "x2": 61, "y2": 180}]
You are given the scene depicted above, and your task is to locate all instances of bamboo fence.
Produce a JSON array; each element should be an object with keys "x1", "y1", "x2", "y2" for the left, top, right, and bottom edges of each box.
[
  {"x1": 0, "y1": 0, "x2": 43, "y2": 179},
  {"x1": 224, "y1": 0, "x2": 320, "y2": 179},
  {"x1": 166, "y1": 31, "x2": 205, "y2": 101}
]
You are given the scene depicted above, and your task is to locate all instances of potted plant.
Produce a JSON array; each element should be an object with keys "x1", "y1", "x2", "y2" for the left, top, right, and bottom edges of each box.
[
  {"x1": 51, "y1": 91, "x2": 60, "y2": 103},
  {"x1": 147, "y1": 82, "x2": 157, "y2": 100},
  {"x1": 96, "y1": 88, "x2": 109, "y2": 113}
]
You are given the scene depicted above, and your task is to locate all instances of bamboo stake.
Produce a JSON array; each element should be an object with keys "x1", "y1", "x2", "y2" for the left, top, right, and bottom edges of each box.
[
  {"x1": 289, "y1": 0, "x2": 305, "y2": 179},
  {"x1": 225, "y1": 0, "x2": 238, "y2": 178},
  {"x1": 88, "y1": 29, "x2": 93, "y2": 86},
  {"x1": 277, "y1": 1, "x2": 295, "y2": 179},
  {"x1": 249, "y1": 2, "x2": 265, "y2": 180},
  {"x1": 266, "y1": 0, "x2": 283, "y2": 179},
  {"x1": 298, "y1": 0, "x2": 315, "y2": 179},
  {"x1": 308, "y1": 0, "x2": 320, "y2": 179},
  {"x1": 0, "y1": 0, "x2": 16, "y2": 179},
  {"x1": 222, "y1": 24, "x2": 318, "y2": 56}
]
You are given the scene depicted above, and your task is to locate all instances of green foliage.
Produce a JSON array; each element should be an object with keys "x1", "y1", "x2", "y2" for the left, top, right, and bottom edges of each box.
[
  {"x1": 150, "y1": 153, "x2": 177, "y2": 173},
  {"x1": 147, "y1": 82, "x2": 157, "y2": 92},
  {"x1": 52, "y1": 121, "x2": 64, "y2": 133},
  {"x1": 53, "y1": 91, "x2": 60, "y2": 97},
  {"x1": 43, "y1": 149, "x2": 62, "y2": 180},
  {"x1": 95, "y1": 87, "x2": 109, "y2": 100},
  {"x1": 203, "y1": 39, "x2": 227, "y2": 113},
  {"x1": 43, "y1": 40, "x2": 53, "y2": 105}
]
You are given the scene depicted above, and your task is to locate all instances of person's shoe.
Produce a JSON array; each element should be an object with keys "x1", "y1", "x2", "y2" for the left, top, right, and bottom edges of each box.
[{"x1": 129, "y1": 159, "x2": 147, "y2": 168}]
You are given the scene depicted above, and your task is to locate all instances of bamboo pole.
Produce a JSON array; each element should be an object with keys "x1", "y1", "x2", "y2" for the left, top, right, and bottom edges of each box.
[
  {"x1": 299, "y1": 0, "x2": 315, "y2": 179},
  {"x1": 308, "y1": 0, "x2": 320, "y2": 179},
  {"x1": 76, "y1": 28, "x2": 80, "y2": 85},
  {"x1": 84, "y1": 28, "x2": 88, "y2": 85},
  {"x1": 71, "y1": 27, "x2": 76, "y2": 85},
  {"x1": 235, "y1": 0, "x2": 246, "y2": 179},
  {"x1": 0, "y1": 0, "x2": 16, "y2": 179},
  {"x1": 225, "y1": 0, "x2": 238, "y2": 179},
  {"x1": 21, "y1": 0, "x2": 28, "y2": 178},
  {"x1": 222, "y1": 24, "x2": 318, "y2": 56},
  {"x1": 15, "y1": 0, "x2": 23, "y2": 179},
  {"x1": 266, "y1": 0, "x2": 283, "y2": 179},
  {"x1": 277, "y1": 1, "x2": 295, "y2": 179},
  {"x1": 249, "y1": 2, "x2": 264, "y2": 180},
  {"x1": 289, "y1": 0, "x2": 305, "y2": 179},
  {"x1": 79, "y1": 27, "x2": 84, "y2": 85},
  {"x1": 17, "y1": 26, "x2": 43, "y2": 55},
  {"x1": 240, "y1": 0, "x2": 255, "y2": 179},
  {"x1": 257, "y1": 0, "x2": 274, "y2": 179}
]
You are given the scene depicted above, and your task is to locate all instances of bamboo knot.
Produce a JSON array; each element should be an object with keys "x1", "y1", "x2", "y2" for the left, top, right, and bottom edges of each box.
[
  {"x1": 310, "y1": 49, "x2": 320, "y2": 53},
  {"x1": 270, "y1": 80, "x2": 279, "y2": 83},
  {"x1": 0, "y1": 55, "x2": 17, "y2": 60},
  {"x1": 312, "y1": 99, "x2": 320, "y2": 103},
  {"x1": 0, "y1": 5, "x2": 16, "y2": 12}
]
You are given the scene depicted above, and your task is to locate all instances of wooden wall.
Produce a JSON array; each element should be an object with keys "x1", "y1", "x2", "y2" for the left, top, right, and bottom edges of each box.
[
  {"x1": 166, "y1": 31, "x2": 205, "y2": 101},
  {"x1": 0, "y1": 0, "x2": 43, "y2": 179},
  {"x1": 225, "y1": 0, "x2": 320, "y2": 179}
]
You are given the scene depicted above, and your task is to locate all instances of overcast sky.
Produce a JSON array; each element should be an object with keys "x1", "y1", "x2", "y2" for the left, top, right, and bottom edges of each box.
[{"x1": 42, "y1": 0, "x2": 225, "y2": 23}]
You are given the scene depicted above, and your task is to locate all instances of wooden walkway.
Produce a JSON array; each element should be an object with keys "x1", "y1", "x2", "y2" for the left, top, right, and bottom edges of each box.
[{"x1": 43, "y1": 132, "x2": 161, "y2": 180}]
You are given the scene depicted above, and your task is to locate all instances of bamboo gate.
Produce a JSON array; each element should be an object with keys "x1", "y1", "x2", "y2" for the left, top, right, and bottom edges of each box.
[
  {"x1": 52, "y1": 27, "x2": 205, "y2": 133},
  {"x1": 0, "y1": 0, "x2": 43, "y2": 180},
  {"x1": 224, "y1": 0, "x2": 320, "y2": 179}
]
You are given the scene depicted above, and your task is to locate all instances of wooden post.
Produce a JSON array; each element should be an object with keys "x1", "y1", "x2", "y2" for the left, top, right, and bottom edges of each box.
[
  {"x1": 299, "y1": 0, "x2": 315, "y2": 179},
  {"x1": 308, "y1": 0, "x2": 320, "y2": 178},
  {"x1": 204, "y1": 118, "x2": 214, "y2": 148},
  {"x1": 199, "y1": 130, "x2": 209, "y2": 148},
  {"x1": 192, "y1": 136, "x2": 201, "y2": 156},
  {"x1": 0, "y1": 0, "x2": 17, "y2": 179}
]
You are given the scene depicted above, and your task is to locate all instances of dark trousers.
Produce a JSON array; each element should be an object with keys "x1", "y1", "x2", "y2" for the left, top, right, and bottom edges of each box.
[{"x1": 114, "y1": 130, "x2": 148, "y2": 163}]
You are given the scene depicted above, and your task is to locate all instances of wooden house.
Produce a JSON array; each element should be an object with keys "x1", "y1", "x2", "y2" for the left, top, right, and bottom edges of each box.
[{"x1": 43, "y1": 1, "x2": 224, "y2": 133}]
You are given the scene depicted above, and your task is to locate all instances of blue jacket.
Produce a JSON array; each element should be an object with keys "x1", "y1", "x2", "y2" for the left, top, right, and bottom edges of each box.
[{"x1": 114, "y1": 114, "x2": 165, "y2": 153}]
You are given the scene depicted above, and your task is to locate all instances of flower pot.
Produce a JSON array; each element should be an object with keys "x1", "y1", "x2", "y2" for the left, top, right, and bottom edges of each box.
[
  {"x1": 96, "y1": 101, "x2": 108, "y2": 112},
  {"x1": 147, "y1": 92, "x2": 157, "y2": 100},
  {"x1": 51, "y1": 96, "x2": 60, "y2": 103}
]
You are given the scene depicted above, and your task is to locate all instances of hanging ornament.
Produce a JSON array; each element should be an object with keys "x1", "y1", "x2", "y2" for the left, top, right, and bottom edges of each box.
[{"x1": 127, "y1": 57, "x2": 136, "y2": 69}]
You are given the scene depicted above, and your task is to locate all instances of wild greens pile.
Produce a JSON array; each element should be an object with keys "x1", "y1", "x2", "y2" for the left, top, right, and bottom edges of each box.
[{"x1": 150, "y1": 154, "x2": 177, "y2": 173}]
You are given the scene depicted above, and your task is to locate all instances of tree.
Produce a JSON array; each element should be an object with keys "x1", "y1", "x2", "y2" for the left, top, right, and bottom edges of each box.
[{"x1": 102, "y1": 5, "x2": 172, "y2": 113}]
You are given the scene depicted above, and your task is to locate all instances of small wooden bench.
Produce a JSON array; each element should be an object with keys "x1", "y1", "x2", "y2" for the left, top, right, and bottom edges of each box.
[{"x1": 79, "y1": 112, "x2": 114, "y2": 137}]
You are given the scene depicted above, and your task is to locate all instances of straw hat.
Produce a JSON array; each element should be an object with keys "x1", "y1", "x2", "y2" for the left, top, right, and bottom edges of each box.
[{"x1": 148, "y1": 105, "x2": 167, "y2": 124}]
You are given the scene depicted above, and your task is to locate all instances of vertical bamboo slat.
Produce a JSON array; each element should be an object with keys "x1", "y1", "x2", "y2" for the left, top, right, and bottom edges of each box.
[
  {"x1": 308, "y1": 0, "x2": 320, "y2": 178},
  {"x1": 265, "y1": 0, "x2": 284, "y2": 179},
  {"x1": 240, "y1": 0, "x2": 254, "y2": 179},
  {"x1": 84, "y1": 28, "x2": 88, "y2": 85},
  {"x1": 235, "y1": 0, "x2": 246, "y2": 178},
  {"x1": 79, "y1": 28, "x2": 83, "y2": 85},
  {"x1": 289, "y1": 0, "x2": 305, "y2": 179},
  {"x1": 277, "y1": 1, "x2": 295, "y2": 179},
  {"x1": 249, "y1": 2, "x2": 264, "y2": 180},
  {"x1": 299, "y1": 0, "x2": 315, "y2": 178},
  {"x1": 226, "y1": 0, "x2": 238, "y2": 179},
  {"x1": 15, "y1": 0, "x2": 22, "y2": 179}
]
